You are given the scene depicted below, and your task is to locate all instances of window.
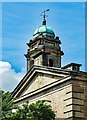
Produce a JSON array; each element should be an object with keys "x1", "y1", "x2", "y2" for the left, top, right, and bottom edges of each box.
[
  {"x1": 49, "y1": 59, "x2": 53, "y2": 67},
  {"x1": 73, "y1": 65, "x2": 79, "y2": 71},
  {"x1": 73, "y1": 66, "x2": 76, "y2": 70}
]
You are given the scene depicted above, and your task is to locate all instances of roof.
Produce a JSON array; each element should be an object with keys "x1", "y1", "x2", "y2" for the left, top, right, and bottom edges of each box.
[
  {"x1": 33, "y1": 25, "x2": 55, "y2": 38},
  {"x1": 62, "y1": 63, "x2": 82, "y2": 69}
]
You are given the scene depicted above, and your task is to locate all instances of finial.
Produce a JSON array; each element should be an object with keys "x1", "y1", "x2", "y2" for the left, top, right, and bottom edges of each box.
[{"x1": 41, "y1": 9, "x2": 49, "y2": 25}]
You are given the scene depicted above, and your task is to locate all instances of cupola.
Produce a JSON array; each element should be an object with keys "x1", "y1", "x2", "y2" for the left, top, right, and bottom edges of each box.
[{"x1": 33, "y1": 25, "x2": 55, "y2": 38}]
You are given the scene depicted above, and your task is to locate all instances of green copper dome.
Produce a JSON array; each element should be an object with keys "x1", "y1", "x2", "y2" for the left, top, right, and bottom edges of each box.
[{"x1": 33, "y1": 25, "x2": 55, "y2": 38}]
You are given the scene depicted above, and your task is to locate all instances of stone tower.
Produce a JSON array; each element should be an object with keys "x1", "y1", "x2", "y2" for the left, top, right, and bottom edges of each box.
[
  {"x1": 25, "y1": 19, "x2": 64, "y2": 71},
  {"x1": 12, "y1": 12, "x2": 87, "y2": 120}
]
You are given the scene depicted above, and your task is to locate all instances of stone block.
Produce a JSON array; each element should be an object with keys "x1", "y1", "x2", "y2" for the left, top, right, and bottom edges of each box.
[
  {"x1": 73, "y1": 105, "x2": 81, "y2": 111},
  {"x1": 65, "y1": 85, "x2": 72, "y2": 94},
  {"x1": 65, "y1": 111, "x2": 73, "y2": 118},
  {"x1": 80, "y1": 106, "x2": 84, "y2": 112},
  {"x1": 64, "y1": 98, "x2": 72, "y2": 106},
  {"x1": 64, "y1": 105, "x2": 72, "y2": 112},
  {"x1": 64, "y1": 92, "x2": 72, "y2": 100},
  {"x1": 72, "y1": 86, "x2": 84, "y2": 93},
  {"x1": 73, "y1": 93, "x2": 79, "y2": 99},
  {"x1": 80, "y1": 94, "x2": 84, "y2": 99},
  {"x1": 72, "y1": 92, "x2": 84, "y2": 100},
  {"x1": 73, "y1": 99, "x2": 84, "y2": 105},
  {"x1": 73, "y1": 80, "x2": 84, "y2": 86},
  {"x1": 74, "y1": 111, "x2": 84, "y2": 118}
]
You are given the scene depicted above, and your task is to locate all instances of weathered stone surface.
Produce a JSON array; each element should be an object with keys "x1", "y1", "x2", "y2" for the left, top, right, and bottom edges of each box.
[
  {"x1": 64, "y1": 105, "x2": 72, "y2": 113},
  {"x1": 73, "y1": 99, "x2": 84, "y2": 105},
  {"x1": 13, "y1": 66, "x2": 87, "y2": 119},
  {"x1": 72, "y1": 86, "x2": 84, "y2": 93},
  {"x1": 65, "y1": 111, "x2": 73, "y2": 118},
  {"x1": 74, "y1": 111, "x2": 84, "y2": 118},
  {"x1": 73, "y1": 105, "x2": 81, "y2": 111},
  {"x1": 21, "y1": 73, "x2": 64, "y2": 96}
]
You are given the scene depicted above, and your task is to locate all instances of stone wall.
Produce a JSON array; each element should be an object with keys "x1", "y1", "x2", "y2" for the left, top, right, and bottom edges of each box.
[
  {"x1": 13, "y1": 66, "x2": 87, "y2": 120},
  {"x1": 15, "y1": 77, "x2": 87, "y2": 119}
]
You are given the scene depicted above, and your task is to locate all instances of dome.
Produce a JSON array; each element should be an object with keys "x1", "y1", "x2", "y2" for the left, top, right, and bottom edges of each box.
[{"x1": 33, "y1": 25, "x2": 55, "y2": 38}]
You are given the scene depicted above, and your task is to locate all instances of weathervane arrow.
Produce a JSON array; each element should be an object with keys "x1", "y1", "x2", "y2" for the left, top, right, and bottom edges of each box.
[{"x1": 41, "y1": 9, "x2": 50, "y2": 25}]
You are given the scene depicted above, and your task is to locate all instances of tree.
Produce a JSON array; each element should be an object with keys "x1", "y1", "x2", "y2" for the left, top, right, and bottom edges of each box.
[
  {"x1": 29, "y1": 100, "x2": 55, "y2": 120},
  {"x1": 0, "y1": 90, "x2": 14, "y2": 119},
  {"x1": 0, "y1": 90, "x2": 3, "y2": 119},
  {"x1": 11, "y1": 100, "x2": 55, "y2": 120},
  {"x1": 1, "y1": 90, "x2": 55, "y2": 120},
  {"x1": 11, "y1": 101, "x2": 30, "y2": 120}
]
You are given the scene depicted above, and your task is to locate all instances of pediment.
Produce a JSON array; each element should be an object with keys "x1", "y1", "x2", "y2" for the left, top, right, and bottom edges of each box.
[
  {"x1": 20, "y1": 74, "x2": 64, "y2": 97},
  {"x1": 12, "y1": 66, "x2": 70, "y2": 99}
]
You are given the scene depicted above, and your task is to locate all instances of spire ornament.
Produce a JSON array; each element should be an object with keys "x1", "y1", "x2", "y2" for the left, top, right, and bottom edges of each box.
[{"x1": 41, "y1": 9, "x2": 49, "y2": 25}]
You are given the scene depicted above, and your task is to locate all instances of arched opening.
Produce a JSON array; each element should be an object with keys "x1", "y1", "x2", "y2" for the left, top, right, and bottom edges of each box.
[
  {"x1": 49, "y1": 59, "x2": 54, "y2": 67},
  {"x1": 30, "y1": 60, "x2": 34, "y2": 68}
]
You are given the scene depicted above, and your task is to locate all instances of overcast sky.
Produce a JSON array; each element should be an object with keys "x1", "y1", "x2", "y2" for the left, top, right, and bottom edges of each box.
[{"x1": 1, "y1": 2, "x2": 86, "y2": 92}]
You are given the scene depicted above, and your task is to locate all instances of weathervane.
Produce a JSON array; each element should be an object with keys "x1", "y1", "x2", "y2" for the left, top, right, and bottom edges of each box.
[{"x1": 41, "y1": 9, "x2": 50, "y2": 25}]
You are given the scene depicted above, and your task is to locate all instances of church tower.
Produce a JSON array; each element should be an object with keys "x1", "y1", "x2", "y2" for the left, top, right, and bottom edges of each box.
[
  {"x1": 12, "y1": 10, "x2": 87, "y2": 120},
  {"x1": 25, "y1": 10, "x2": 64, "y2": 71}
]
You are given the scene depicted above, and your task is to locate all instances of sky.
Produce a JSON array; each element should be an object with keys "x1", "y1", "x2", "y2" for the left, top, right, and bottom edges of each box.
[
  {"x1": 1, "y1": 2, "x2": 86, "y2": 92},
  {"x1": 1, "y1": 0, "x2": 86, "y2": 2}
]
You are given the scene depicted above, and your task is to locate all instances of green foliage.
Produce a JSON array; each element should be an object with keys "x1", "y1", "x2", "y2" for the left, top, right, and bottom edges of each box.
[
  {"x1": 1, "y1": 90, "x2": 55, "y2": 120},
  {"x1": 11, "y1": 101, "x2": 30, "y2": 120},
  {"x1": 29, "y1": 100, "x2": 55, "y2": 120},
  {"x1": 0, "y1": 90, "x2": 3, "y2": 119},
  {"x1": 12, "y1": 100, "x2": 55, "y2": 120},
  {"x1": 0, "y1": 90, "x2": 14, "y2": 119}
]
